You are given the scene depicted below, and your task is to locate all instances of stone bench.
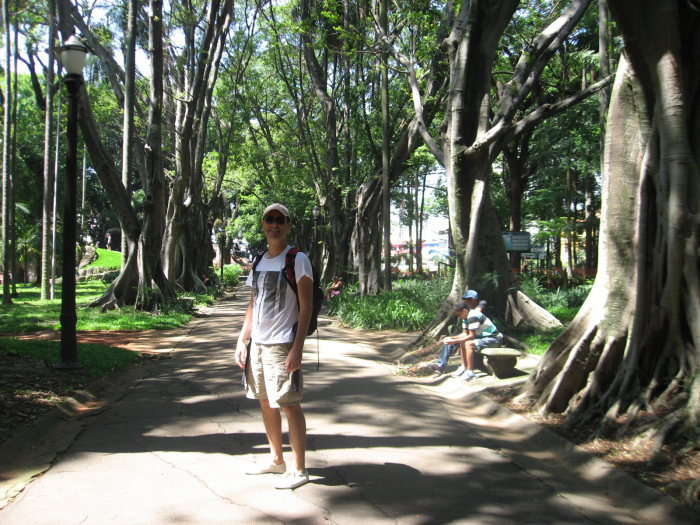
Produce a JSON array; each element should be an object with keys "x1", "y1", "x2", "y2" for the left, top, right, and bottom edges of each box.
[{"x1": 481, "y1": 348, "x2": 522, "y2": 378}]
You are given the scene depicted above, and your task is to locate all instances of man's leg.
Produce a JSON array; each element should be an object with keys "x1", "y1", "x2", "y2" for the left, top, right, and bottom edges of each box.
[
  {"x1": 464, "y1": 341, "x2": 476, "y2": 370},
  {"x1": 260, "y1": 399, "x2": 285, "y2": 465},
  {"x1": 281, "y1": 404, "x2": 306, "y2": 473},
  {"x1": 459, "y1": 342, "x2": 468, "y2": 368},
  {"x1": 436, "y1": 344, "x2": 456, "y2": 370}
]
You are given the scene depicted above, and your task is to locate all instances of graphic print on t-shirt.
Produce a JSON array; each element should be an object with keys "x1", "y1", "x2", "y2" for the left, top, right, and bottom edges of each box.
[{"x1": 252, "y1": 269, "x2": 289, "y2": 326}]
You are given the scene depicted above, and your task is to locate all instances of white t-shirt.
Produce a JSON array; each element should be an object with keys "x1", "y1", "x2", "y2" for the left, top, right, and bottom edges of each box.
[{"x1": 245, "y1": 246, "x2": 313, "y2": 344}]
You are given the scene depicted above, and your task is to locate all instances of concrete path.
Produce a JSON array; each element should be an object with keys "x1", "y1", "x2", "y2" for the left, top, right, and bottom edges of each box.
[{"x1": 1, "y1": 291, "x2": 698, "y2": 524}]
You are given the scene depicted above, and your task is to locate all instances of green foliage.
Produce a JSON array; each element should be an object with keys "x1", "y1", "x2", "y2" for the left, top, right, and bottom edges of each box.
[
  {"x1": 324, "y1": 274, "x2": 587, "y2": 352},
  {"x1": 0, "y1": 338, "x2": 140, "y2": 378},
  {"x1": 518, "y1": 273, "x2": 592, "y2": 319},
  {"x1": 519, "y1": 328, "x2": 565, "y2": 356},
  {"x1": 326, "y1": 278, "x2": 452, "y2": 331},
  {"x1": 221, "y1": 264, "x2": 244, "y2": 287},
  {"x1": 470, "y1": 271, "x2": 501, "y2": 303}
]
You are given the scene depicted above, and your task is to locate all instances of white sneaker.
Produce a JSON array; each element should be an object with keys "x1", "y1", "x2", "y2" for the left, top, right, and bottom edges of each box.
[
  {"x1": 450, "y1": 366, "x2": 467, "y2": 377},
  {"x1": 246, "y1": 461, "x2": 286, "y2": 475},
  {"x1": 460, "y1": 370, "x2": 476, "y2": 382},
  {"x1": 274, "y1": 468, "x2": 309, "y2": 489}
]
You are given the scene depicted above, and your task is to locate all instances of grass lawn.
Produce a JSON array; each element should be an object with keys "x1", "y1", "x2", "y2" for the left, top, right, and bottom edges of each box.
[
  {"x1": 0, "y1": 278, "x2": 217, "y2": 444},
  {"x1": 84, "y1": 247, "x2": 122, "y2": 269},
  {"x1": 0, "y1": 281, "x2": 210, "y2": 334}
]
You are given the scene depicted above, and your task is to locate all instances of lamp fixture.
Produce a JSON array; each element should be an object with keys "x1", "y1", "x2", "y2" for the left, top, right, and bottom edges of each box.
[{"x1": 60, "y1": 35, "x2": 88, "y2": 76}]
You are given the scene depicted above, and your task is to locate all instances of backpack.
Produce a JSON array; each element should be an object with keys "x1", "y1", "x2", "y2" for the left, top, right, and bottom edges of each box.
[{"x1": 252, "y1": 248, "x2": 324, "y2": 336}]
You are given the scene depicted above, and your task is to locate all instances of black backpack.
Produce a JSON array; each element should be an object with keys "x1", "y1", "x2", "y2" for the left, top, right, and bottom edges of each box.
[{"x1": 252, "y1": 248, "x2": 324, "y2": 336}]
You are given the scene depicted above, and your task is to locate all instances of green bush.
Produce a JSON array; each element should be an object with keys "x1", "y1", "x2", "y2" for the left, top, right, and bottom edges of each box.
[
  {"x1": 221, "y1": 263, "x2": 244, "y2": 286},
  {"x1": 518, "y1": 273, "x2": 592, "y2": 319},
  {"x1": 326, "y1": 278, "x2": 452, "y2": 331}
]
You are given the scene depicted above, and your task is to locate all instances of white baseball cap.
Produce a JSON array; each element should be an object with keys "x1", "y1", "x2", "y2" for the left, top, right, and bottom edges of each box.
[{"x1": 263, "y1": 203, "x2": 290, "y2": 218}]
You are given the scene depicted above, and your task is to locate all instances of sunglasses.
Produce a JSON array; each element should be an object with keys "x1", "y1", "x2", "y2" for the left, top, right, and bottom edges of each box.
[{"x1": 264, "y1": 215, "x2": 288, "y2": 225}]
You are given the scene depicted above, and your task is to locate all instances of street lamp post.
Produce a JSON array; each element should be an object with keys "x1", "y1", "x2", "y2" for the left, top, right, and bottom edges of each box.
[
  {"x1": 312, "y1": 204, "x2": 320, "y2": 269},
  {"x1": 56, "y1": 35, "x2": 87, "y2": 370}
]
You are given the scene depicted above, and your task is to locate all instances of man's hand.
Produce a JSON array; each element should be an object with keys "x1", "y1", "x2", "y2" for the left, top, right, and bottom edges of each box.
[
  {"x1": 235, "y1": 340, "x2": 248, "y2": 369},
  {"x1": 285, "y1": 345, "x2": 303, "y2": 374}
]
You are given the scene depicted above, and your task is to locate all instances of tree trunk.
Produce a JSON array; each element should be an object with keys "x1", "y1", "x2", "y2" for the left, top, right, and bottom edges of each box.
[
  {"x1": 299, "y1": 0, "x2": 346, "y2": 279},
  {"x1": 40, "y1": 0, "x2": 56, "y2": 301},
  {"x1": 380, "y1": 0, "x2": 392, "y2": 292},
  {"x1": 519, "y1": 1, "x2": 700, "y2": 501},
  {"x1": 417, "y1": 1, "x2": 609, "y2": 338},
  {"x1": 584, "y1": 172, "x2": 595, "y2": 273},
  {"x1": 161, "y1": 0, "x2": 233, "y2": 293},
  {"x1": 135, "y1": 0, "x2": 174, "y2": 308},
  {"x1": 10, "y1": 7, "x2": 18, "y2": 297},
  {"x1": 421, "y1": 0, "x2": 560, "y2": 337},
  {"x1": 566, "y1": 168, "x2": 574, "y2": 276},
  {"x1": 589, "y1": 0, "x2": 612, "y2": 276},
  {"x1": 352, "y1": 177, "x2": 383, "y2": 296},
  {"x1": 1, "y1": 0, "x2": 12, "y2": 304},
  {"x1": 56, "y1": 0, "x2": 175, "y2": 310},
  {"x1": 121, "y1": 0, "x2": 137, "y2": 268},
  {"x1": 504, "y1": 130, "x2": 533, "y2": 272},
  {"x1": 415, "y1": 170, "x2": 424, "y2": 274}
]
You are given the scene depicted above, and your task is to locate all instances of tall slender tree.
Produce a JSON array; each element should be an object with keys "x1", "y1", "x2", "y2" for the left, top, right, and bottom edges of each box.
[
  {"x1": 2, "y1": 0, "x2": 12, "y2": 304},
  {"x1": 120, "y1": 0, "x2": 137, "y2": 268},
  {"x1": 380, "y1": 0, "x2": 392, "y2": 292},
  {"x1": 40, "y1": 0, "x2": 58, "y2": 299}
]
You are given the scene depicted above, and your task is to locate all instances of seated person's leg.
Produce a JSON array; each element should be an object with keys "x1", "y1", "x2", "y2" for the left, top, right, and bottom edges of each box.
[
  {"x1": 459, "y1": 342, "x2": 468, "y2": 368},
  {"x1": 436, "y1": 343, "x2": 457, "y2": 370},
  {"x1": 464, "y1": 341, "x2": 477, "y2": 370},
  {"x1": 474, "y1": 336, "x2": 502, "y2": 351}
]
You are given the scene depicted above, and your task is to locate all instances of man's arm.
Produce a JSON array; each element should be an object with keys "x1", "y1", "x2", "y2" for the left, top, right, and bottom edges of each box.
[
  {"x1": 443, "y1": 328, "x2": 475, "y2": 346},
  {"x1": 235, "y1": 291, "x2": 255, "y2": 369},
  {"x1": 286, "y1": 274, "x2": 312, "y2": 373}
]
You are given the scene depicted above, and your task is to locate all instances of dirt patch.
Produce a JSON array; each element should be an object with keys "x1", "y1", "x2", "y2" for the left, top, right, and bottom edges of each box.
[
  {"x1": 11, "y1": 330, "x2": 143, "y2": 347},
  {"x1": 0, "y1": 331, "x2": 164, "y2": 445}
]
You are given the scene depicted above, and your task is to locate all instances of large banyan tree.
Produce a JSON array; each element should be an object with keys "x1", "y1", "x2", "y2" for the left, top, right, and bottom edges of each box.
[
  {"x1": 520, "y1": 0, "x2": 700, "y2": 503},
  {"x1": 411, "y1": 0, "x2": 611, "y2": 337}
]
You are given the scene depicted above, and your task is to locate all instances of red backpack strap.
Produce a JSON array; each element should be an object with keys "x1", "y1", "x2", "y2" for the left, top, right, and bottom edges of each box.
[
  {"x1": 252, "y1": 251, "x2": 267, "y2": 271},
  {"x1": 284, "y1": 248, "x2": 300, "y2": 291}
]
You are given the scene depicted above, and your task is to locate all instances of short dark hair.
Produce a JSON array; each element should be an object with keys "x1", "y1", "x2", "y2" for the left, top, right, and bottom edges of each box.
[{"x1": 454, "y1": 300, "x2": 469, "y2": 312}]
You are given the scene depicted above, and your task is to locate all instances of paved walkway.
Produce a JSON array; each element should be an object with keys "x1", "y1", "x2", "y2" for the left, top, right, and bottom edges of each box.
[{"x1": 1, "y1": 291, "x2": 698, "y2": 524}]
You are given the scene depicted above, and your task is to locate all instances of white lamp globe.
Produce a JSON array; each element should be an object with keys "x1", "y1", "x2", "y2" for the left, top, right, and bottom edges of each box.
[{"x1": 61, "y1": 35, "x2": 87, "y2": 75}]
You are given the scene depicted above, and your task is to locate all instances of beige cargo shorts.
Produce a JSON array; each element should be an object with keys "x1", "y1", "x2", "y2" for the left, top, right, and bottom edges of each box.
[{"x1": 245, "y1": 341, "x2": 303, "y2": 408}]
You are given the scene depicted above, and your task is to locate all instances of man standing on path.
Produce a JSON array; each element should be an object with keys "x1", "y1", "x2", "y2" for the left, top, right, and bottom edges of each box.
[{"x1": 235, "y1": 203, "x2": 313, "y2": 489}]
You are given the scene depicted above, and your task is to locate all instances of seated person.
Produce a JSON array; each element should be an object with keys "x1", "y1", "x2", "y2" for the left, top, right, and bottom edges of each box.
[
  {"x1": 429, "y1": 290, "x2": 502, "y2": 381},
  {"x1": 325, "y1": 275, "x2": 342, "y2": 300},
  {"x1": 428, "y1": 292, "x2": 487, "y2": 374}
]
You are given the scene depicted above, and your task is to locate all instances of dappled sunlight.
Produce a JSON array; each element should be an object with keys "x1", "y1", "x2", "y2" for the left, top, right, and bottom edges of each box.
[{"x1": 2, "y1": 292, "x2": 694, "y2": 525}]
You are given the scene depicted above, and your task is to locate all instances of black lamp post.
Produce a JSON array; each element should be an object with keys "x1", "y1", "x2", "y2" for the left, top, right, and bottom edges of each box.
[
  {"x1": 56, "y1": 35, "x2": 87, "y2": 370},
  {"x1": 312, "y1": 204, "x2": 320, "y2": 269}
]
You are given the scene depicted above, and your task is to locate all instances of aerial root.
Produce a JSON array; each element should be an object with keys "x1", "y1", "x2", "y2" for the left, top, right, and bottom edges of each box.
[
  {"x1": 683, "y1": 479, "x2": 700, "y2": 508},
  {"x1": 99, "y1": 297, "x2": 117, "y2": 313},
  {"x1": 644, "y1": 410, "x2": 684, "y2": 466}
]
